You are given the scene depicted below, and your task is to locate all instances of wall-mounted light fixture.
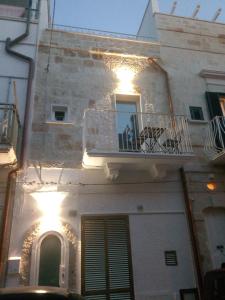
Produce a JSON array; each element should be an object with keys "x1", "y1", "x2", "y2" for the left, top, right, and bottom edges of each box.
[
  {"x1": 31, "y1": 186, "x2": 68, "y2": 233},
  {"x1": 99, "y1": 52, "x2": 148, "y2": 95},
  {"x1": 206, "y1": 174, "x2": 217, "y2": 192},
  {"x1": 114, "y1": 66, "x2": 136, "y2": 94}
]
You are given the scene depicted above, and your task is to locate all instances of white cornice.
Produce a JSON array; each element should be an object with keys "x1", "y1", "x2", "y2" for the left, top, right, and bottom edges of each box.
[{"x1": 199, "y1": 69, "x2": 225, "y2": 80}]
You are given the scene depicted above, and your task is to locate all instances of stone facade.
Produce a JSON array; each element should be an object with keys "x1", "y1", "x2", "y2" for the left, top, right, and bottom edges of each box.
[{"x1": 4, "y1": 4, "x2": 225, "y2": 300}]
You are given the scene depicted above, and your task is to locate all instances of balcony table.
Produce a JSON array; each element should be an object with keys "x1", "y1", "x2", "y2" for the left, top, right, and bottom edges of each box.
[{"x1": 139, "y1": 127, "x2": 165, "y2": 152}]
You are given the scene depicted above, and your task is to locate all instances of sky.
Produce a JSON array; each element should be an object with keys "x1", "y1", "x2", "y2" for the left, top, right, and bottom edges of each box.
[{"x1": 52, "y1": 0, "x2": 225, "y2": 35}]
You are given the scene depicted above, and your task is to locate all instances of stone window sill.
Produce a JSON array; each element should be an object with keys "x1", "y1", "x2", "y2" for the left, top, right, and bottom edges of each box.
[
  {"x1": 188, "y1": 119, "x2": 208, "y2": 124},
  {"x1": 45, "y1": 120, "x2": 74, "y2": 126}
]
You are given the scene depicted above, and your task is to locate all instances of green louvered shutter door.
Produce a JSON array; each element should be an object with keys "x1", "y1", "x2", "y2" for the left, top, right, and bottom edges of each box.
[
  {"x1": 82, "y1": 216, "x2": 134, "y2": 300},
  {"x1": 82, "y1": 218, "x2": 107, "y2": 300}
]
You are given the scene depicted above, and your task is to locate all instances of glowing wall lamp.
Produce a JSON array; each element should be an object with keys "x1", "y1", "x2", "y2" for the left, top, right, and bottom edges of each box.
[
  {"x1": 206, "y1": 182, "x2": 217, "y2": 192},
  {"x1": 31, "y1": 187, "x2": 68, "y2": 233},
  {"x1": 206, "y1": 174, "x2": 217, "y2": 192},
  {"x1": 114, "y1": 66, "x2": 136, "y2": 94}
]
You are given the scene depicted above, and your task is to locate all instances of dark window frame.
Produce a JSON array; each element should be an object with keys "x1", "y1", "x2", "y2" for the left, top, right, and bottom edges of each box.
[
  {"x1": 54, "y1": 111, "x2": 66, "y2": 121},
  {"x1": 189, "y1": 106, "x2": 204, "y2": 121},
  {"x1": 51, "y1": 105, "x2": 68, "y2": 122}
]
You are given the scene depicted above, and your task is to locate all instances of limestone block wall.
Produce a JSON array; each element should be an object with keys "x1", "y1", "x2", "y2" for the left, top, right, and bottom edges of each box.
[
  {"x1": 31, "y1": 17, "x2": 225, "y2": 165},
  {"x1": 30, "y1": 30, "x2": 166, "y2": 166},
  {"x1": 155, "y1": 14, "x2": 225, "y2": 158}
]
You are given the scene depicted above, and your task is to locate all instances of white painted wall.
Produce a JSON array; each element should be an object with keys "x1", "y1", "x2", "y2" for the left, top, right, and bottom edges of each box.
[
  {"x1": 130, "y1": 214, "x2": 196, "y2": 300},
  {"x1": 204, "y1": 208, "x2": 225, "y2": 269},
  {"x1": 137, "y1": 0, "x2": 159, "y2": 40},
  {"x1": 0, "y1": 0, "x2": 49, "y2": 124},
  {"x1": 6, "y1": 167, "x2": 197, "y2": 298}
]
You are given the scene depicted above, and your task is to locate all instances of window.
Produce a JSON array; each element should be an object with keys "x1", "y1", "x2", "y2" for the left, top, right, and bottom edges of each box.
[
  {"x1": 164, "y1": 250, "x2": 178, "y2": 266},
  {"x1": 205, "y1": 92, "x2": 225, "y2": 151},
  {"x1": 116, "y1": 94, "x2": 140, "y2": 152},
  {"x1": 51, "y1": 105, "x2": 68, "y2": 122},
  {"x1": 205, "y1": 92, "x2": 225, "y2": 119},
  {"x1": 189, "y1": 106, "x2": 204, "y2": 121},
  {"x1": 81, "y1": 216, "x2": 134, "y2": 300}
]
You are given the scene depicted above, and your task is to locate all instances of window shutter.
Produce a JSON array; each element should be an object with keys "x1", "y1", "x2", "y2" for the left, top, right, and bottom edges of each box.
[
  {"x1": 82, "y1": 216, "x2": 134, "y2": 300},
  {"x1": 205, "y1": 92, "x2": 223, "y2": 119}
]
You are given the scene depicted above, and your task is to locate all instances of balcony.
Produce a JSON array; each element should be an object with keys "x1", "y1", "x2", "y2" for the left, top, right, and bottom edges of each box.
[
  {"x1": 0, "y1": 0, "x2": 39, "y2": 20},
  {"x1": 205, "y1": 116, "x2": 225, "y2": 164},
  {"x1": 83, "y1": 110, "x2": 194, "y2": 179},
  {"x1": 0, "y1": 103, "x2": 21, "y2": 165}
]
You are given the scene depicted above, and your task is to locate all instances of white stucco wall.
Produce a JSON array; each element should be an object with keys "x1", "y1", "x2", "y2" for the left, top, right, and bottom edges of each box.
[
  {"x1": 137, "y1": 0, "x2": 159, "y2": 40},
  {"x1": 6, "y1": 167, "x2": 197, "y2": 299},
  {"x1": 130, "y1": 213, "x2": 195, "y2": 299}
]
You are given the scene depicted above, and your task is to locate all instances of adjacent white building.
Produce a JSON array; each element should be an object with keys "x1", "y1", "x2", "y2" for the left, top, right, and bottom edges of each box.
[{"x1": 0, "y1": 0, "x2": 49, "y2": 287}]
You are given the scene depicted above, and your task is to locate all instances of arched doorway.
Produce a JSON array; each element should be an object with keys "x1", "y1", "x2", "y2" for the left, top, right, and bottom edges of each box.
[
  {"x1": 29, "y1": 226, "x2": 76, "y2": 288},
  {"x1": 38, "y1": 234, "x2": 61, "y2": 286}
]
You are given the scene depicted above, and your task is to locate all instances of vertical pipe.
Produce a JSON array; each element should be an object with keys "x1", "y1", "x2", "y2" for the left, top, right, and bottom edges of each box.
[
  {"x1": 0, "y1": 0, "x2": 35, "y2": 287},
  {"x1": 180, "y1": 168, "x2": 204, "y2": 299},
  {"x1": 148, "y1": 58, "x2": 175, "y2": 117},
  {"x1": 6, "y1": 78, "x2": 12, "y2": 104}
]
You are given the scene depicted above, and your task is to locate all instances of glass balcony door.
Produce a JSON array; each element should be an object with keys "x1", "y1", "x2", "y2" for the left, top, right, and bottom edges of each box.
[{"x1": 116, "y1": 101, "x2": 139, "y2": 152}]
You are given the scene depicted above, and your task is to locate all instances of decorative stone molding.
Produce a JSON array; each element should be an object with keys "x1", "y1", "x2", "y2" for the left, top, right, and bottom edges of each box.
[
  {"x1": 20, "y1": 223, "x2": 40, "y2": 285},
  {"x1": 104, "y1": 163, "x2": 120, "y2": 181},
  {"x1": 148, "y1": 164, "x2": 167, "y2": 179},
  {"x1": 200, "y1": 69, "x2": 225, "y2": 88},
  {"x1": 20, "y1": 222, "x2": 77, "y2": 287},
  {"x1": 199, "y1": 70, "x2": 225, "y2": 80}
]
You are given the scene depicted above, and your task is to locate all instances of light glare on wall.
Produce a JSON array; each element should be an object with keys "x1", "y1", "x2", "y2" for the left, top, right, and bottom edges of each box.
[
  {"x1": 115, "y1": 66, "x2": 135, "y2": 94},
  {"x1": 31, "y1": 189, "x2": 67, "y2": 233}
]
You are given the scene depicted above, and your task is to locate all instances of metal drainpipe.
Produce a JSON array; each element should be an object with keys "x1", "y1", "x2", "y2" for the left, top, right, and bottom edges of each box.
[
  {"x1": 180, "y1": 167, "x2": 204, "y2": 299},
  {"x1": 148, "y1": 57, "x2": 203, "y2": 296},
  {"x1": 148, "y1": 57, "x2": 174, "y2": 116},
  {"x1": 0, "y1": 0, "x2": 34, "y2": 287}
]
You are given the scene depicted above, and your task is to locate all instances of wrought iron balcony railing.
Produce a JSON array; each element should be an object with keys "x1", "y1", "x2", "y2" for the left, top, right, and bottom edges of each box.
[
  {"x1": 0, "y1": 103, "x2": 21, "y2": 151},
  {"x1": 205, "y1": 116, "x2": 225, "y2": 161},
  {"x1": 83, "y1": 109, "x2": 193, "y2": 156},
  {"x1": 0, "y1": 0, "x2": 39, "y2": 19},
  {"x1": 53, "y1": 24, "x2": 154, "y2": 42}
]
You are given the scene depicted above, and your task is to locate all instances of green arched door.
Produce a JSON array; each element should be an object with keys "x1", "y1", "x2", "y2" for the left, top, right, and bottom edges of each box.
[{"x1": 38, "y1": 235, "x2": 61, "y2": 286}]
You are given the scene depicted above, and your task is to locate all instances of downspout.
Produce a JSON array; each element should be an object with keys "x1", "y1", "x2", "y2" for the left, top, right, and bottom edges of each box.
[
  {"x1": 148, "y1": 58, "x2": 174, "y2": 116},
  {"x1": 180, "y1": 168, "x2": 204, "y2": 300},
  {"x1": 0, "y1": 0, "x2": 34, "y2": 286},
  {"x1": 147, "y1": 59, "x2": 203, "y2": 296}
]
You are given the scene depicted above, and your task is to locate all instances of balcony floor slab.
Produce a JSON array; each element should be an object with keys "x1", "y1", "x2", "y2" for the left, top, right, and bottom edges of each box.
[{"x1": 83, "y1": 150, "x2": 195, "y2": 171}]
